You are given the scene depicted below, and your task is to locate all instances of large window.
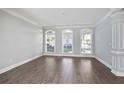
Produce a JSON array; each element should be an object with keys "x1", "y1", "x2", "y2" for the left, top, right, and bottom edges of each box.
[
  {"x1": 80, "y1": 29, "x2": 92, "y2": 54},
  {"x1": 62, "y1": 30, "x2": 73, "y2": 53},
  {"x1": 45, "y1": 30, "x2": 55, "y2": 53}
]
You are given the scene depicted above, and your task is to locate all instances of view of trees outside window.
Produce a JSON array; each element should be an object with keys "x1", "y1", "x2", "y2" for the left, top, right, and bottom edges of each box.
[
  {"x1": 45, "y1": 29, "x2": 92, "y2": 54},
  {"x1": 62, "y1": 30, "x2": 73, "y2": 53},
  {"x1": 81, "y1": 29, "x2": 92, "y2": 54},
  {"x1": 45, "y1": 30, "x2": 55, "y2": 52}
]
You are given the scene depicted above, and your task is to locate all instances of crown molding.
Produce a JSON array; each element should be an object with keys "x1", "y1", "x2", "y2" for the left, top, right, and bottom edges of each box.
[
  {"x1": 1, "y1": 8, "x2": 121, "y2": 29},
  {"x1": 111, "y1": 11, "x2": 124, "y2": 18},
  {"x1": 95, "y1": 8, "x2": 122, "y2": 27},
  {"x1": 0, "y1": 9, "x2": 41, "y2": 28},
  {"x1": 43, "y1": 24, "x2": 94, "y2": 29}
]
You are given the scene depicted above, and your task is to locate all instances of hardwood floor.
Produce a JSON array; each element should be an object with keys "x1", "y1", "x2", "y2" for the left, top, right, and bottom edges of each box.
[{"x1": 0, "y1": 56, "x2": 124, "y2": 84}]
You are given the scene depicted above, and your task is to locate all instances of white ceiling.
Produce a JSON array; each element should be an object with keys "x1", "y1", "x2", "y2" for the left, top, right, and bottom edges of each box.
[{"x1": 3, "y1": 8, "x2": 111, "y2": 26}]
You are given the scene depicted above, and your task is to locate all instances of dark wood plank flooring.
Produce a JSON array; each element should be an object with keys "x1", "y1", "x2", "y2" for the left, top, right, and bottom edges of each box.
[{"x1": 0, "y1": 56, "x2": 124, "y2": 84}]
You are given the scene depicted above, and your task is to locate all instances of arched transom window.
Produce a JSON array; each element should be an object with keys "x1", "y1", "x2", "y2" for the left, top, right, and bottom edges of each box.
[
  {"x1": 45, "y1": 30, "x2": 55, "y2": 53},
  {"x1": 80, "y1": 29, "x2": 92, "y2": 54},
  {"x1": 62, "y1": 30, "x2": 73, "y2": 53}
]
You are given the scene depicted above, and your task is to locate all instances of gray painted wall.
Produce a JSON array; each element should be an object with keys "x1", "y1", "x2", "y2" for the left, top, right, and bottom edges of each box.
[
  {"x1": 95, "y1": 17, "x2": 112, "y2": 65},
  {"x1": 43, "y1": 26, "x2": 94, "y2": 56},
  {"x1": 0, "y1": 10, "x2": 43, "y2": 69}
]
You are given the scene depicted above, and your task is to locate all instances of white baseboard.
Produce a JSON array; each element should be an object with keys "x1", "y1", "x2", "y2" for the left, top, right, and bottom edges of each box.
[
  {"x1": 111, "y1": 70, "x2": 124, "y2": 77},
  {"x1": 43, "y1": 53, "x2": 95, "y2": 58},
  {"x1": 0, "y1": 54, "x2": 42, "y2": 74},
  {"x1": 0, "y1": 53, "x2": 94, "y2": 75},
  {"x1": 95, "y1": 56, "x2": 112, "y2": 69},
  {"x1": 2, "y1": 53, "x2": 124, "y2": 77},
  {"x1": 43, "y1": 53, "x2": 62, "y2": 56}
]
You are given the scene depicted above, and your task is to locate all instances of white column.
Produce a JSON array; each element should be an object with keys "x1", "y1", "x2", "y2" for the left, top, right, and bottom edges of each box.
[{"x1": 111, "y1": 10, "x2": 124, "y2": 76}]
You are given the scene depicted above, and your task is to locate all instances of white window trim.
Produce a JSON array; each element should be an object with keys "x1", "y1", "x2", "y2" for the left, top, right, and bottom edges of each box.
[
  {"x1": 62, "y1": 29, "x2": 73, "y2": 54},
  {"x1": 80, "y1": 29, "x2": 93, "y2": 55},
  {"x1": 45, "y1": 30, "x2": 56, "y2": 53}
]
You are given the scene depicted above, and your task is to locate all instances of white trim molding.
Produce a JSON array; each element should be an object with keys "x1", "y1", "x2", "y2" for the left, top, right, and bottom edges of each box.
[
  {"x1": 94, "y1": 56, "x2": 124, "y2": 77},
  {"x1": 0, "y1": 9, "x2": 41, "y2": 28},
  {"x1": 111, "y1": 50, "x2": 124, "y2": 55},
  {"x1": 43, "y1": 24, "x2": 94, "y2": 30},
  {"x1": 111, "y1": 69, "x2": 124, "y2": 77},
  {"x1": 111, "y1": 10, "x2": 124, "y2": 18},
  {"x1": 110, "y1": 9, "x2": 124, "y2": 77},
  {"x1": 43, "y1": 53, "x2": 95, "y2": 58},
  {"x1": 95, "y1": 56, "x2": 112, "y2": 69},
  {"x1": 0, "y1": 55, "x2": 42, "y2": 75},
  {"x1": 95, "y1": 8, "x2": 121, "y2": 27}
]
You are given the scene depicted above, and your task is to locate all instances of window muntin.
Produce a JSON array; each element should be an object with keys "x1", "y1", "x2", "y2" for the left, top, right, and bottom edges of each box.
[
  {"x1": 45, "y1": 30, "x2": 55, "y2": 53},
  {"x1": 81, "y1": 29, "x2": 92, "y2": 54},
  {"x1": 62, "y1": 30, "x2": 73, "y2": 53}
]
